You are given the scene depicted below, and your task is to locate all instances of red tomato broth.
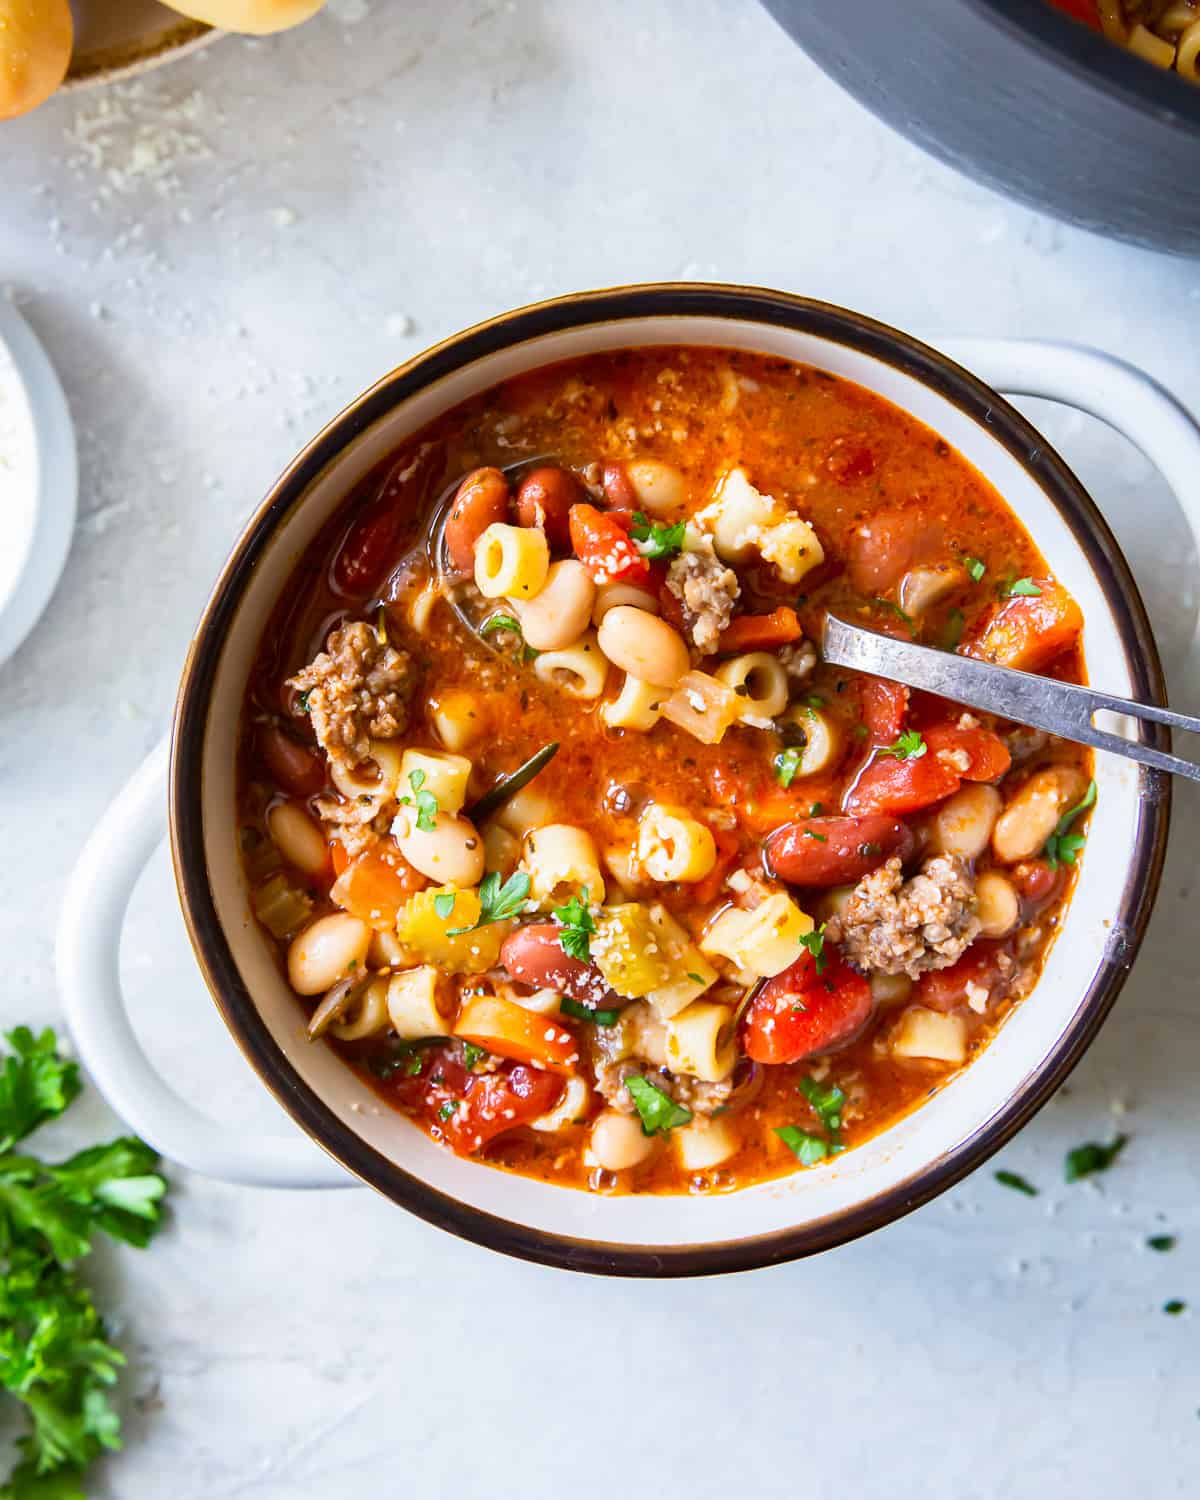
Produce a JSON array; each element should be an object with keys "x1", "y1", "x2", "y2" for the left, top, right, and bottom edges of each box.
[{"x1": 237, "y1": 346, "x2": 1091, "y2": 1196}]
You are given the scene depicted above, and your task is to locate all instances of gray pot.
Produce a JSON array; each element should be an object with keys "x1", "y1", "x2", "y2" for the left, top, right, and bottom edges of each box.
[{"x1": 761, "y1": 0, "x2": 1200, "y2": 255}]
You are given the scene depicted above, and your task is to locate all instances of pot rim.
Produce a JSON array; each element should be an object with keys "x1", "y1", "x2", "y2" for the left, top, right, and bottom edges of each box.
[
  {"x1": 169, "y1": 283, "x2": 1170, "y2": 1277},
  {"x1": 971, "y1": 0, "x2": 1200, "y2": 135}
]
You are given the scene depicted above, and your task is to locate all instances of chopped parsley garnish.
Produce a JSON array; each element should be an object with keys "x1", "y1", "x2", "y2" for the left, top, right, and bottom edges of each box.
[
  {"x1": 297, "y1": 689, "x2": 312, "y2": 713},
  {"x1": 994, "y1": 1169, "x2": 1039, "y2": 1197},
  {"x1": 858, "y1": 841, "x2": 881, "y2": 858},
  {"x1": 775, "y1": 1126, "x2": 831, "y2": 1165},
  {"x1": 1002, "y1": 576, "x2": 1042, "y2": 598},
  {"x1": 797, "y1": 924, "x2": 827, "y2": 975},
  {"x1": 798, "y1": 1074, "x2": 843, "y2": 1134},
  {"x1": 1147, "y1": 1234, "x2": 1177, "y2": 1252},
  {"x1": 809, "y1": 801, "x2": 824, "y2": 816},
  {"x1": 941, "y1": 607, "x2": 965, "y2": 652},
  {"x1": 446, "y1": 870, "x2": 531, "y2": 935},
  {"x1": 803, "y1": 829, "x2": 828, "y2": 843},
  {"x1": 405, "y1": 1054, "x2": 424, "y2": 1076},
  {"x1": 963, "y1": 555, "x2": 986, "y2": 583},
  {"x1": 625, "y1": 1076, "x2": 692, "y2": 1136},
  {"x1": 1044, "y1": 779, "x2": 1097, "y2": 868},
  {"x1": 872, "y1": 597, "x2": 915, "y2": 630},
  {"x1": 460, "y1": 1042, "x2": 488, "y2": 1070},
  {"x1": 437, "y1": 1101, "x2": 459, "y2": 1123},
  {"x1": 521, "y1": 644, "x2": 541, "y2": 663},
  {"x1": 481, "y1": 612, "x2": 522, "y2": 637},
  {"x1": 686, "y1": 972, "x2": 704, "y2": 984},
  {"x1": 630, "y1": 512, "x2": 686, "y2": 560},
  {"x1": 400, "y1": 768, "x2": 439, "y2": 832},
  {"x1": 433, "y1": 892, "x2": 457, "y2": 920},
  {"x1": 375, "y1": 605, "x2": 391, "y2": 645},
  {"x1": 560, "y1": 997, "x2": 620, "y2": 1027},
  {"x1": 774, "y1": 747, "x2": 804, "y2": 788},
  {"x1": 553, "y1": 889, "x2": 596, "y2": 962},
  {"x1": 1164, "y1": 1299, "x2": 1187, "y2": 1316},
  {"x1": 805, "y1": 694, "x2": 826, "y2": 709},
  {"x1": 877, "y1": 729, "x2": 927, "y2": 761},
  {"x1": 1065, "y1": 1133, "x2": 1128, "y2": 1183}
]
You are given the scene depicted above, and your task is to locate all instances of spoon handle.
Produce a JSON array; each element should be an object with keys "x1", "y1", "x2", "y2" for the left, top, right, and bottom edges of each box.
[{"x1": 821, "y1": 615, "x2": 1200, "y2": 784}]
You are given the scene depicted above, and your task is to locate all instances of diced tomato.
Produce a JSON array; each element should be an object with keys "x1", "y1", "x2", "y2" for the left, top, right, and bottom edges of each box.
[
  {"x1": 568, "y1": 503, "x2": 652, "y2": 586},
  {"x1": 331, "y1": 503, "x2": 403, "y2": 596},
  {"x1": 1011, "y1": 859, "x2": 1063, "y2": 907},
  {"x1": 923, "y1": 723, "x2": 1012, "y2": 782},
  {"x1": 844, "y1": 749, "x2": 961, "y2": 817},
  {"x1": 847, "y1": 505, "x2": 943, "y2": 593},
  {"x1": 915, "y1": 942, "x2": 1010, "y2": 1013},
  {"x1": 765, "y1": 814, "x2": 914, "y2": 887},
  {"x1": 961, "y1": 581, "x2": 1083, "y2": 673},
  {"x1": 385, "y1": 1047, "x2": 565, "y2": 1155},
  {"x1": 717, "y1": 606, "x2": 803, "y2": 655},
  {"x1": 742, "y1": 948, "x2": 873, "y2": 1064},
  {"x1": 860, "y1": 676, "x2": 909, "y2": 744},
  {"x1": 1046, "y1": 0, "x2": 1100, "y2": 27},
  {"x1": 331, "y1": 840, "x2": 426, "y2": 927},
  {"x1": 689, "y1": 824, "x2": 740, "y2": 906},
  {"x1": 825, "y1": 439, "x2": 877, "y2": 484}
]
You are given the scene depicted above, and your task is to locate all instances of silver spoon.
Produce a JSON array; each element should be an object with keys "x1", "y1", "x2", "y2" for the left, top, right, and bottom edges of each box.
[{"x1": 821, "y1": 614, "x2": 1200, "y2": 783}]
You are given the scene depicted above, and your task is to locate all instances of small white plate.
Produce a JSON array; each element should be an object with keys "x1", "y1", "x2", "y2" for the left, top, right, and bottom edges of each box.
[
  {"x1": 63, "y1": 1, "x2": 220, "y2": 91},
  {"x1": 0, "y1": 305, "x2": 77, "y2": 668}
]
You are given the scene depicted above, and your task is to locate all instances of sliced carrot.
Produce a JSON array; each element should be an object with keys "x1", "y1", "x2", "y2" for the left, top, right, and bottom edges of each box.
[
  {"x1": 961, "y1": 581, "x2": 1083, "y2": 672},
  {"x1": 716, "y1": 606, "x2": 803, "y2": 654},
  {"x1": 454, "y1": 994, "x2": 580, "y2": 1075},
  {"x1": 331, "y1": 840, "x2": 426, "y2": 927}
]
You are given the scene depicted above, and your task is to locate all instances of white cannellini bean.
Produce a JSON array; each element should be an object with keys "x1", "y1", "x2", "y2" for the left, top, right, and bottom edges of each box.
[
  {"x1": 589, "y1": 1110, "x2": 658, "y2": 1172},
  {"x1": 975, "y1": 870, "x2": 1020, "y2": 938},
  {"x1": 992, "y1": 766, "x2": 1088, "y2": 864},
  {"x1": 592, "y1": 581, "x2": 660, "y2": 626},
  {"x1": 287, "y1": 913, "x2": 372, "y2": 996},
  {"x1": 267, "y1": 801, "x2": 329, "y2": 876},
  {"x1": 928, "y1": 783, "x2": 1002, "y2": 860},
  {"x1": 597, "y1": 606, "x2": 690, "y2": 688},
  {"x1": 394, "y1": 809, "x2": 486, "y2": 885},
  {"x1": 625, "y1": 459, "x2": 685, "y2": 515},
  {"x1": 510, "y1": 559, "x2": 596, "y2": 651}
]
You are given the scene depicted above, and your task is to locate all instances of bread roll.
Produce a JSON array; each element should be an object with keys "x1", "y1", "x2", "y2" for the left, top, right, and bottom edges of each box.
[
  {"x1": 162, "y1": 0, "x2": 327, "y2": 34},
  {"x1": 0, "y1": 0, "x2": 72, "y2": 121}
]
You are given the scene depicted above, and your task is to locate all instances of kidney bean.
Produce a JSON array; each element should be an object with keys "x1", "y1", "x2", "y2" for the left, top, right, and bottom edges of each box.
[
  {"x1": 514, "y1": 466, "x2": 584, "y2": 550},
  {"x1": 444, "y1": 467, "x2": 511, "y2": 572},
  {"x1": 330, "y1": 502, "x2": 403, "y2": 597},
  {"x1": 500, "y1": 923, "x2": 615, "y2": 1008},
  {"x1": 764, "y1": 814, "x2": 913, "y2": 888},
  {"x1": 259, "y1": 725, "x2": 326, "y2": 797},
  {"x1": 601, "y1": 461, "x2": 637, "y2": 510}
]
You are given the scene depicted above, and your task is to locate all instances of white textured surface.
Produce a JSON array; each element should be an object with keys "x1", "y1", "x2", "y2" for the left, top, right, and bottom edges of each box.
[{"x1": 3, "y1": 2, "x2": 1199, "y2": 1494}]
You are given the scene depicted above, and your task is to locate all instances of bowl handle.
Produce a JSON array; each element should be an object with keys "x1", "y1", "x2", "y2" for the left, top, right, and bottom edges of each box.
[
  {"x1": 940, "y1": 337, "x2": 1200, "y2": 573},
  {"x1": 55, "y1": 740, "x2": 353, "y2": 1188}
]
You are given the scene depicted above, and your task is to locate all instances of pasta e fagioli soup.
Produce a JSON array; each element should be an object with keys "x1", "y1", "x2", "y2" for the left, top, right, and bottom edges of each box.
[{"x1": 237, "y1": 345, "x2": 1093, "y2": 1196}]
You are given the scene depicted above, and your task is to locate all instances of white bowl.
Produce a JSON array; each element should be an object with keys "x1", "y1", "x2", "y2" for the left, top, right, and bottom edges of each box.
[{"x1": 155, "y1": 289, "x2": 1170, "y2": 1273}]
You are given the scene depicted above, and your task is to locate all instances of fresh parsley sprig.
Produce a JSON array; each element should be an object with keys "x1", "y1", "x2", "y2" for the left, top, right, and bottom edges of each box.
[
  {"x1": 552, "y1": 890, "x2": 596, "y2": 962},
  {"x1": 446, "y1": 871, "x2": 531, "y2": 936},
  {"x1": 1064, "y1": 1133, "x2": 1127, "y2": 1183},
  {"x1": 1001, "y1": 576, "x2": 1042, "y2": 598},
  {"x1": 625, "y1": 1077, "x2": 692, "y2": 1136},
  {"x1": 0, "y1": 1028, "x2": 169, "y2": 1498},
  {"x1": 774, "y1": 747, "x2": 804, "y2": 788},
  {"x1": 630, "y1": 513, "x2": 686, "y2": 560},
  {"x1": 876, "y1": 729, "x2": 927, "y2": 761},
  {"x1": 398, "y1": 768, "x2": 439, "y2": 833},
  {"x1": 797, "y1": 924, "x2": 827, "y2": 976},
  {"x1": 1044, "y1": 778, "x2": 1097, "y2": 869}
]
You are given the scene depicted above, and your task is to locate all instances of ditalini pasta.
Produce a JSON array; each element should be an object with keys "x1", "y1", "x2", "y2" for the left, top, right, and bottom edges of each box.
[
  {"x1": 240, "y1": 344, "x2": 1091, "y2": 1194},
  {"x1": 1048, "y1": 0, "x2": 1200, "y2": 80}
]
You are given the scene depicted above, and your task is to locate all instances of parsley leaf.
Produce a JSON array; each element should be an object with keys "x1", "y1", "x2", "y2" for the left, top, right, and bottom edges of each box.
[
  {"x1": 963, "y1": 555, "x2": 986, "y2": 583},
  {"x1": 460, "y1": 1042, "x2": 488, "y2": 1070},
  {"x1": 775, "y1": 1126, "x2": 830, "y2": 1166},
  {"x1": 1164, "y1": 1299, "x2": 1186, "y2": 1316},
  {"x1": 1147, "y1": 1234, "x2": 1177, "y2": 1252},
  {"x1": 941, "y1": 607, "x2": 965, "y2": 652},
  {"x1": 433, "y1": 892, "x2": 456, "y2": 920},
  {"x1": 480, "y1": 612, "x2": 522, "y2": 637},
  {"x1": 774, "y1": 747, "x2": 804, "y2": 788},
  {"x1": 797, "y1": 924, "x2": 827, "y2": 976},
  {"x1": 552, "y1": 889, "x2": 596, "y2": 962},
  {"x1": 876, "y1": 729, "x2": 927, "y2": 761},
  {"x1": 994, "y1": 1169, "x2": 1039, "y2": 1197},
  {"x1": 297, "y1": 689, "x2": 312, "y2": 713},
  {"x1": 0, "y1": 1030, "x2": 80, "y2": 1153},
  {"x1": 1002, "y1": 576, "x2": 1042, "y2": 598},
  {"x1": 446, "y1": 870, "x2": 531, "y2": 935},
  {"x1": 437, "y1": 1101, "x2": 459, "y2": 1123},
  {"x1": 803, "y1": 829, "x2": 827, "y2": 843},
  {"x1": 630, "y1": 512, "x2": 686, "y2": 560},
  {"x1": 798, "y1": 1073, "x2": 843, "y2": 1133},
  {"x1": 624, "y1": 1077, "x2": 692, "y2": 1136},
  {"x1": 1044, "y1": 779, "x2": 1097, "y2": 868},
  {"x1": 872, "y1": 598, "x2": 915, "y2": 631},
  {"x1": 559, "y1": 998, "x2": 620, "y2": 1027},
  {"x1": 1065, "y1": 1133, "x2": 1128, "y2": 1182}
]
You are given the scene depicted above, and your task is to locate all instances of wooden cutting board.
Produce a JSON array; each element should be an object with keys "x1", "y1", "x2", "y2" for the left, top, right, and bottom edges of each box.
[{"x1": 64, "y1": 0, "x2": 219, "y2": 88}]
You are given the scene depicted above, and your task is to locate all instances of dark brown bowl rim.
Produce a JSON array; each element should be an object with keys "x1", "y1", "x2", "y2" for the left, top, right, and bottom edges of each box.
[{"x1": 170, "y1": 283, "x2": 1170, "y2": 1278}]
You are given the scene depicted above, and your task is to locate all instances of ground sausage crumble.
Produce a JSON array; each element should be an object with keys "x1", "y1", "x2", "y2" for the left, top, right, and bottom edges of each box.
[
  {"x1": 289, "y1": 620, "x2": 414, "y2": 769},
  {"x1": 827, "y1": 854, "x2": 980, "y2": 979},
  {"x1": 665, "y1": 541, "x2": 740, "y2": 655}
]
